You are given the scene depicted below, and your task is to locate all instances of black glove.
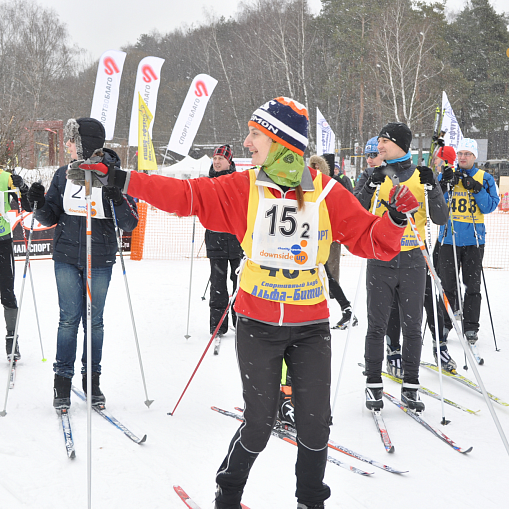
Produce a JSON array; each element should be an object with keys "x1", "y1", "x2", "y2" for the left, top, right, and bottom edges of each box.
[
  {"x1": 417, "y1": 166, "x2": 435, "y2": 188},
  {"x1": 462, "y1": 175, "x2": 483, "y2": 194},
  {"x1": 28, "y1": 182, "x2": 45, "y2": 208},
  {"x1": 104, "y1": 186, "x2": 124, "y2": 206},
  {"x1": 367, "y1": 166, "x2": 386, "y2": 189},
  {"x1": 440, "y1": 165, "x2": 459, "y2": 192},
  {"x1": 433, "y1": 135, "x2": 445, "y2": 148},
  {"x1": 11, "y1": 174, "x2": 27, "y2": 192}
]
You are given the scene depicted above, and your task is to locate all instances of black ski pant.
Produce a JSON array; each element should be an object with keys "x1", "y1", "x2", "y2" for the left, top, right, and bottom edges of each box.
[
  {"x1": 438, "y1": 244, "x2": 484, "y2": 333},
  {"x1": 325, "y1": 263, "x2": 350, "y2": 310},
  {"x1": 209, "y1": 257, "x2": 240, "y2": 334},
  {"x1": 364, "y1": 264, "x2": 426, "y2": 383},
  {"x1": 216, "y1": 317, "x2": 331, "y2": 506},
  {"x1": 0, "y1": 240, "x2": 18, "y2": 333},
  {"x1": 385, "y1": 243, "x2": 446, "y2": 352}
]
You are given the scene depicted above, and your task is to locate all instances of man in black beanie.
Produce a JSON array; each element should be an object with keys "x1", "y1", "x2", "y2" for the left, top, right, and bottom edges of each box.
[
  {"x1": 355, "y1": 121, "x2": 448, "y2": 413},
  {"x1": 27, "y1": 118, "x2": 139, "y2": 409}
]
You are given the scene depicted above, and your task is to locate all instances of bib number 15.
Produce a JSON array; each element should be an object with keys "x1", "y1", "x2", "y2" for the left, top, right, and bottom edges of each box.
[{"x1": 265, "y1": 205, "x2": 310, "y2": 238}]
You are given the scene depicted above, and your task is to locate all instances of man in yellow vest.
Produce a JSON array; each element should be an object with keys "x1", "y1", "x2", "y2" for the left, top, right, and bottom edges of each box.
[
  {"x1": 356, "y1": 122, "x2": 448, "y2": 412},
  {"x1": 0, "y1": 170, "x2": 31, "y2": 361},
  {"x1": 437, "y1": 138, "x2": 499, "y2": 362}
]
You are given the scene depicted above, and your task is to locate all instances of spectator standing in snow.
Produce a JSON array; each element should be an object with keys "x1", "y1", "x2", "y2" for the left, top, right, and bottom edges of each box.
[
  {"x1": 309, "y1": 154, "x2": 357, "y2": 330},
  {"x1": 0, "y1": 169, "x2": 31, "y2": 362},
  {"x1": 27, "y1": 118, "x2": 138, "y2": 409},
  {"x1": 69, "y1": 97, "x2": 418, "y2": 509},
  {"x1": 205, "y1": 145, "x2": 243, "y2": 335},
  {"x1": 355, "y1": 122, "x2": 448, "y2": 413},
  {"x1": 437, "y1": 138, "x2": 499, "y2": 355}
]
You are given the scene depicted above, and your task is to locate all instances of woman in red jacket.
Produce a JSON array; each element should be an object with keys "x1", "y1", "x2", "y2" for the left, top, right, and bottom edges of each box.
[{"x1": 71, "y1": 97, "x2": 418, "y2": 509}]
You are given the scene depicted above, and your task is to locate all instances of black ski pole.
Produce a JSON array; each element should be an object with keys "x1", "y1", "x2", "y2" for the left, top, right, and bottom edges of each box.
[{"x1": 201, "y1": 278, "x2": 210, "y2": 301}]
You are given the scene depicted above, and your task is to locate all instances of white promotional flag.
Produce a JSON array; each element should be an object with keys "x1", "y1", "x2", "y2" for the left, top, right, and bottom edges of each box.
[
  {"x1": 316, "y1": 107, "x2": 335, "y2": 156},
  {"x1": 90, "y1": 50, "x2": 127, "y2": 140},
  {"x1": 167, "y1": 74, "x2": 218, "y2": 157},
  {"x1": 441, "y1": 91, "x2": 464, "y2": 152},
  {"x1": 128, "y1": 56, "x2": 165, "y2": 146}
]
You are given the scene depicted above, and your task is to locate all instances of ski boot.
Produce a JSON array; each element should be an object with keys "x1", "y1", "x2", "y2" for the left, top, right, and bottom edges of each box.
[
  {"x1": 297, "y1": 503, "x2": 325, "y2": 509},
  {"x1": 53, "y1": 374, "x2": 72, "y2": 409},
  {"x1": 386, "y1": 346, "x2": 403, "y2": 379},
  {"x1": 332, "y1": 307, "x2": 358, "y2": 330},
  {"x1": 6, "y1": 331, "x2": 20, "y2": 362},
  {"x1": 278, "y1": 385, "x2": 296, "y2": 429},
  {"x1": 401, "y1": 382, "x2": 425, "y2": 413},
  {"x1": 83, "y1": 372, "x2": 106, "y2": 406},
  {"x1": 433, "y1": 341, "x2": 457, "y2": 373},
  {"x1": 365, "y1": 380, "x2": 383, "y2": 411}
]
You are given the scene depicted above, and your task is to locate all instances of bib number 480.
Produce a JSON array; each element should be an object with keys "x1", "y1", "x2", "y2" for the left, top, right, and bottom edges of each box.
[{"x1": 265, "y1": 205, "x2": 309, "y2": 238}]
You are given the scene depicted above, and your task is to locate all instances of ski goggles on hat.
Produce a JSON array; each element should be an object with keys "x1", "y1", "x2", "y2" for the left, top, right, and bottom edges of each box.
[{"x1": 366, "y1": 153, "x2": 378, "y2": 159}]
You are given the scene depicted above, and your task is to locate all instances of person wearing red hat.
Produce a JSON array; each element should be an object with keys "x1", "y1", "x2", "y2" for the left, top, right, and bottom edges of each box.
[
  {"x1": 68, "y1": 97, "x2": 420, "y2": 509},
  {"x1": 205, "y1": 145, "x2": 243, "y2": 336}
]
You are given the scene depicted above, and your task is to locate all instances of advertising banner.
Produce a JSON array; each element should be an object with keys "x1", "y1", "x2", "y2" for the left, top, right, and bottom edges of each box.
[
  {"x1": 316, "y1": 107, "x2": 335, "y2": 156},
  {"x1": 90, "y1": 50, "x2": 127, "y2": 140},
  {"x1": 167, "y1": 74, "x2": 218, "y2": 157},
  {"x1": 128, "y1": 56, "x2": 165, "y2": 146}
]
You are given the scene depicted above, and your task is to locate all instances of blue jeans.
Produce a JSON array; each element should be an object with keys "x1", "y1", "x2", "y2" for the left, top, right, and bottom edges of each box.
[{"x1": 53, "y1": 261, "x2": 113, "y2": 379}]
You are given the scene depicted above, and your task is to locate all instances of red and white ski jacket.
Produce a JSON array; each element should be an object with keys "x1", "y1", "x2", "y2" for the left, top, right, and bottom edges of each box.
[{"x1": 126, "y1": 167, "x2": 405, "y2": 325}]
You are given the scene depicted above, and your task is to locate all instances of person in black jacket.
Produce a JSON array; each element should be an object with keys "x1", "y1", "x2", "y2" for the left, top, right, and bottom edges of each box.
[
  {"x1": 205, "y1": 145, "x2": 243, "y2": 335},
  {"x1": 27, "y1": 118, "x2": 138, "y2": 409}
]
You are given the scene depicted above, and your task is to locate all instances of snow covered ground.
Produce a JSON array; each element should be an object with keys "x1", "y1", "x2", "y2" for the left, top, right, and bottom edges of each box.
[{"x1": 1, "y1": 256, "x2": 508, "y2": 508}]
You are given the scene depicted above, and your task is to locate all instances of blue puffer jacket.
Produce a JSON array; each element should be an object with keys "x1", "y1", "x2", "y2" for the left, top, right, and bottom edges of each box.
[
  {"x1": 438, "y1": 165, "x2": 499, "y2": 246},
  {"x1": 35, "y1": 149, "x2": 139, "y2": 267}
]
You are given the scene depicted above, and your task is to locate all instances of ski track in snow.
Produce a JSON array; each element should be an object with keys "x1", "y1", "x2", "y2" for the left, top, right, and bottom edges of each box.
[{"x1": 1, "y1": 258, "x2": 508, "y2": 508}]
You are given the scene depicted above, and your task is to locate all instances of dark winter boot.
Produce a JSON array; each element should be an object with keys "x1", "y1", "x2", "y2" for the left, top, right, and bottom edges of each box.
[
  {"x1": 365, "y1": 379, "x2": 383, "y2": 411},
  {"x1": 6, "y1": 331, "x2": 20, "y2": 362},
  {"x1": 401, "y1": 381, "x2": 425, "y2": 413},
  {"x1": 83, "y1": 372, "x2": 106, "y2": 406},
  {"x1": 297, "y1": 503, "x2": 325, "y2": 509},
  {"x1": 53, "y1": 374, "x2": 72, "y2": 409}
]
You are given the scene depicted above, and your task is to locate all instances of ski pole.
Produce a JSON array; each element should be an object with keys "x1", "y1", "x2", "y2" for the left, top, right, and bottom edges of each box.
[
  {"x1": 110, "y1": 199, "x2": 153, "y2": 407},
  {"x1": 403, "y1": 200, "x2": 509, "y2": 456},
  {"x1": 15, "y1": 186, "x2": 45, "y2": 362},
  {"x1": 424, "y1": 187, "x2": 449, "y2": 425},
  {"x1": 465, "y1": 189, "x2": 499, "y2": 352},
  {"x1": 0, "y1": 202, "x2": 38, "y2": 417},
  {"x1": 168, "y1": 288, "x2": 238, "y2": 417},
  {"x1": 201, "y1": 278, "x2": 210, "y2": 301},
  {"x1": 331, "y1": 184, "x2": 381, "y2": 417},
  {"x1": 85, "y1": 172, "x2": 93, "y2": 509},
  {"x1": 184, "y1": 216, "x2": 196, "y2": 339}
]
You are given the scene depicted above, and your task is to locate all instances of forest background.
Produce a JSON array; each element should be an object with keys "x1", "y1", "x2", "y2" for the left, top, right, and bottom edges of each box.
[{"x1": 1, "y1": 0, "x2": 508, "y2": 172}]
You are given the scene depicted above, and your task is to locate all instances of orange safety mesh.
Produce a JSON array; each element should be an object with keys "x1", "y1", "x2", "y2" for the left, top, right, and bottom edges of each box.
[
  {"x1": 130, "y1": 201, "x2": 509, "y2": 269},
  {"x1": 130, "y1": 201, "x2": 147, "y2": 261}
]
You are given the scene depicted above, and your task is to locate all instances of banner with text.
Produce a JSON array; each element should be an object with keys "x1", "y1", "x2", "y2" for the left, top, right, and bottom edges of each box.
[
  {"x1": 316, "y1": 107, "x2": 335, "y2": 156},
  {"x1": 167, "y1": 74, "x2": 218, "y2": 157},
  {"x1": 90, "y1": 50, "x2": 127, "y2": 140},
  {"x1": 441, "y1": 91, "x2": 464, "y2": 153},
  {"x1": 128, "y1": 56, "x2": 165, "y2": 146},
  {"x1": 138, "y1": 94, "x2": 158, "y2": 171}
]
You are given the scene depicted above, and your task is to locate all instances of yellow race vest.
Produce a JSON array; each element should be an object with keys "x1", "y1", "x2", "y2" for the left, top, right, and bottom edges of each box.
[
  {"x1": 448, "y1": 171, "x2": 484, "y2": 224},
  {"x1": 240, "y1": 170, "x2": 334, "y2": 306},
  {"x1": 371, "y1": 170, "x2": 426, "y2": 251},
  {"x1": 0, "y1": 171, "x2": 12, "y2": 238}
]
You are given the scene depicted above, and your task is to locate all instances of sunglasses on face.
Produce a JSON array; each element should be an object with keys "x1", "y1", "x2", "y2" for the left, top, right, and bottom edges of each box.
[{"x1": 366, "y1": 153, "x2": 378, "y2": 159}]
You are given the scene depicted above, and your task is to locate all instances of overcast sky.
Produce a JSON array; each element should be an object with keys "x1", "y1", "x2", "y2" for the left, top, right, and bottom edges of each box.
[{"x1": 36, "y1": 0, "x2": 508, "y2": 61}]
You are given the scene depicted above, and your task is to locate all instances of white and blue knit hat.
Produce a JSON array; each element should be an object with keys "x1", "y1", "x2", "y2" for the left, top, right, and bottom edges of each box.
[
  {"x1": 248, "y1": 97, "x2": 308, "y2": 156},
  {"x1": 457, "y1": 138, "x2": 478, "y2": 159}
]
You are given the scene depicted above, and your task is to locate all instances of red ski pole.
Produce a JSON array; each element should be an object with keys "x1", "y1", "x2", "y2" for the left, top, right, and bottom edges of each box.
[{"x1": 168, "y1": 288, "x2": 238, "y2": 416}]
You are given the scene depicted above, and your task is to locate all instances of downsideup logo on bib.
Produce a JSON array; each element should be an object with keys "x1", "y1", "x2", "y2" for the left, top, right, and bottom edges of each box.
[{"x1": 257, "y1": 240, "x2": 309, "y2": 265}]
